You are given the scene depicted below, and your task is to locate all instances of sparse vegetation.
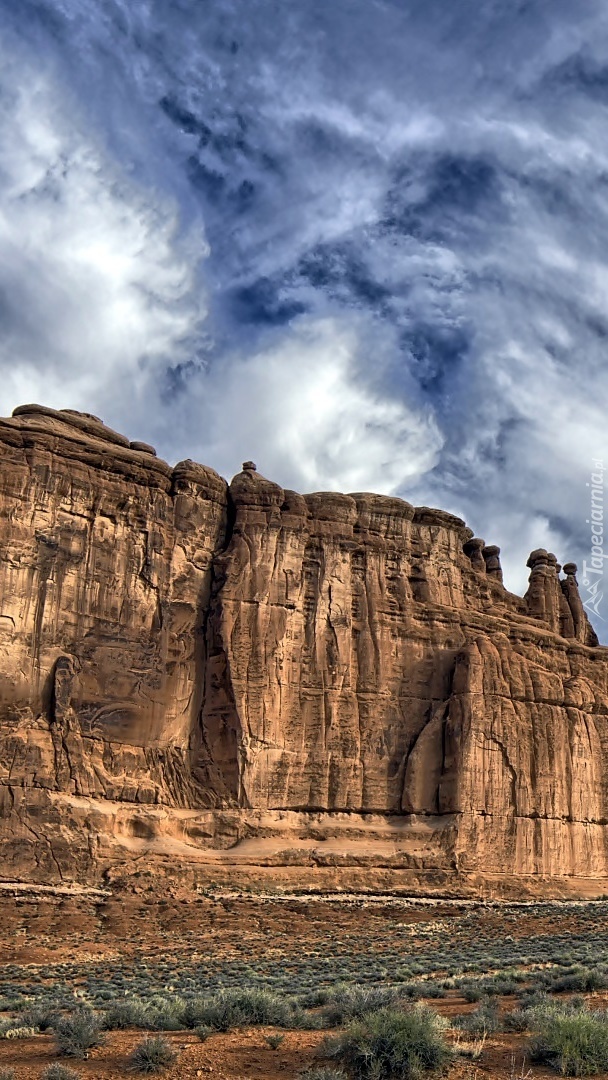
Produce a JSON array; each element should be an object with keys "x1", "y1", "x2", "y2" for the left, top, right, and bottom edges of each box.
[
  {"x1": 129, "y1": 1035, "x2": 178, "y2": 1073},
  {"x1": 21, "y1": 1002, "x2": 60, "y2": 1031},
  {"x1": 53, "y1": 1007, "x2": 104, "y2": 1058},
  {"x1": 298, "y1": 1069, "x2": 347, "y2": 1080},
  {"x1": 505, "y1": 1007, "x2": 532, "y2": 1033},
  {"x1": 102, "y1": 995, "x2": 184, "y2": 1032},
  {"x1": 0, "y1": 1023, "x2": 36, "y2": 1039},
  {"x1": 455, "y1": 1000, "x2": 500, "y2": 1037},
  {"x1": 321, "y1": 983, "x2": 401, "y2": 1024},
  {"x1": 326, "y1": 1005, "x2": 452, "y2": 1078},
  {"x1": 182, "y1": 987, "x2": 303, "y2": 1031},
  {"x1": 102, "y1": 997, "x2": 151, "y2": 1030},
  {"x1": 42, "y1": 1066, "x2": 82, "y2": 1080},
  {"x1": 4, "y1": 895, "x2": 608, "y2": 1077},
  {"x1": 529, "y1": 1005, "x2": 608, "y2": 1076}
]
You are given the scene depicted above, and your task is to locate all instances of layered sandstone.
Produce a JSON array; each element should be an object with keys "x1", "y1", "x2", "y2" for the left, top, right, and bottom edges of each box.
[{"x1": 0, "y1": 405, "x2": 606, "y2": 895}]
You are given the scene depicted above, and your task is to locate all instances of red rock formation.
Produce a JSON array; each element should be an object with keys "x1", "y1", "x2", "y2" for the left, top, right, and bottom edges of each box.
[{"x1": 0, "y1": 404, "x2": 606, "y2": 894}]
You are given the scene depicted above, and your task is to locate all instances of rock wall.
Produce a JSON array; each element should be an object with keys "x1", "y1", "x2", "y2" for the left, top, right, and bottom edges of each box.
[
  {"x1": 0, "y1": 405, "x2": 227, "y2": 809},
  {"x1": 0, "y1": 404, "x2": 606, "y2": 892}
]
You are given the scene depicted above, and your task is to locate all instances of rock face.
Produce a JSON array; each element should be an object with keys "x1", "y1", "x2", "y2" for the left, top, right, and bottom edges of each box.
[{"x1": 0, "y1": 405, "x2": 606, "y2": 894}]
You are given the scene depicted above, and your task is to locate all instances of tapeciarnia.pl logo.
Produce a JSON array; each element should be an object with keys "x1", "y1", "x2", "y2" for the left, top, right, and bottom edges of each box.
[{"x1": 581, "y1": 458, "x2": 605, "y2": 621}]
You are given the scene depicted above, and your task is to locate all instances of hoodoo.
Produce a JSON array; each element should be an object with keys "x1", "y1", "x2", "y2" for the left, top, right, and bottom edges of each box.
[{"x1": 0, "y1": 404, "x2": 606, "y2": 896}]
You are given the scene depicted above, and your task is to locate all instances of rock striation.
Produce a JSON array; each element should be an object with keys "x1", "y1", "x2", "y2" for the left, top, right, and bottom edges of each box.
[{"x1": 0, "y1": 404, "x2": 606, "y2": 895}]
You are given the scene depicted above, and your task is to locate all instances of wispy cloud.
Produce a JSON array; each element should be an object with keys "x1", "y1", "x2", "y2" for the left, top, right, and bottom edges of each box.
[{"x1": 0, "y1": 32, "x2": 209, "y2": 421}]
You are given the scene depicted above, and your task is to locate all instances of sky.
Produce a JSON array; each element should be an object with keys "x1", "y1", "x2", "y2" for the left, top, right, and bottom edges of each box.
[{"x1": 1, "y1": 0, "x2": 607, "y2": 628}]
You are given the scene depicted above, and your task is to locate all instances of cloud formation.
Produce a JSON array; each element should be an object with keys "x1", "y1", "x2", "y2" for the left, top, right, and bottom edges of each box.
[
  {"x1": 0, "y1": 36, "x2": 208, "y2": 423},
  {"x1": 1, "y1": 0, "x2": 608, "y2": 629}
]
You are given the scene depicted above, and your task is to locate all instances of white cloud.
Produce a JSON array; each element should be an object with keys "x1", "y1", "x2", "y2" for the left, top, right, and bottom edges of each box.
[
  {"x1": 0, "y1": 45, "x2": 208, "y2": 421},
  {"x1": 2, "y1": 0, "x2": 608, "y2": 641},
  {"x1": 187, "y1": 316, "x2": 443, "y2": 493}
]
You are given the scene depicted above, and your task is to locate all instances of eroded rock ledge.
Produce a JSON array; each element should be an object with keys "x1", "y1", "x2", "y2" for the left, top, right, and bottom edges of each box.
[{"x1": 0, "y1": 404, "x2": 606, "y2": 894}]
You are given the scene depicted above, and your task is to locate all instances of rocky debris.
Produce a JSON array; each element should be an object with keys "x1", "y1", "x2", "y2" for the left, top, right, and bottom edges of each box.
[{"x1": 0, "y1": 403, "x2": 606, "y2": 891}]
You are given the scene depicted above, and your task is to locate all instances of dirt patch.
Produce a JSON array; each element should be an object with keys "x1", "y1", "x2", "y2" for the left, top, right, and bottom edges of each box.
[{"x1": 0, "y1": 1030, "x2": 325, "y2": 1080}]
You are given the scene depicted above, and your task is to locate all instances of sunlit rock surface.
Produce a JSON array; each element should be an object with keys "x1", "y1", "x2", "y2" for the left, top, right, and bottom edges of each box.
[{"x1": 0, "y1": 405, "x2": 605, "y2": 895}]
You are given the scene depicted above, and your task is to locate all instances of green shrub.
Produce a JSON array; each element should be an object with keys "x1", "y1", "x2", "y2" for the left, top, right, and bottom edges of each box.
[
  {"x1": 129, "y1": 1035, "x2": 178, "y2": 1073},
  {"x1": 299, "y1": 988, "x2": 332, "y2": 1008},
  {"x1": 266, "y1": 1033, "x2": 285, "y2": 1049},
  {"x1": 298, "y1": 1070, "x2": 347, "y2": 1080},
  {"x1": 503, "y1": 1007, "x2": 530, "y2": 1033},
  {"x1": 455, "y1": 1001, "x2": 500, "y2": 1037},
  {"x1": 530, "y1": 1006, "x2": 608, "y2": 1076},
  {"x1": 53, "y1": 1007, "x2": 104, "y2": 1058},
  {"x1": 326, "y1": 1005, "x2": 452, "y2": 1079},
  {"x1": 0, "y1": 1023, "x2": 36, "y2": 1038},
  {"x1": 183, "y1": 988, "x2": 296, "y2": 1031},
  {"x1": 102, "y1": 998, "x2": 151, "y2": 1030},
  {"x1": 145, "y1": 996, "x2": 186, "y2": 1031},
  {"x1": 549, "y1": 967, "x2": 607, "y2": 994},
  {"x1": 492, "y1": 978, "x2": 518, "y2": 995},
  {"x1": 102, "y1": 995, "x2": 185, "y2": 1032},
  {"x1": 322, "y1": 984, "x2": 401, "y2": 1026},
  {"x1": 0, "y1": 1069, "x2": 16, "y2": 1080},
  {"x1": 42, "y1": 1066, "x2": 82, "y2": 1080},
  {"x1": 21, "y1": 1003, "x2": 60, "y2": 1031},
  {"x1": 517, "y1": 989, "x2": 550, "y2": 1010}
]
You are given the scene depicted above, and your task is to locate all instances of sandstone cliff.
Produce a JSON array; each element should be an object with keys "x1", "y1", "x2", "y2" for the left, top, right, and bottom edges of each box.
[{"x1": 0, "y1": 405, "x2": 606, "y2": 895}]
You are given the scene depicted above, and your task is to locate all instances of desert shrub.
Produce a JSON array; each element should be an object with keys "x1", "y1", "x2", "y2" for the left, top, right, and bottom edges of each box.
[
  {"x1": 299, "y1": 988, "x2": 332, "y2": 1008},
  {"x1": 322, "y1": 984, "x2": 401, "y2": 1025},
  {"x1": 455, "y1": 1001, "x2": 500, "y2": 1037},
  {"x1": 195, "y1": 1024, "x2": 213, "y2": 1041},
  {"x1": 0, "y1": 1069, "x2": 16, "y2": 1080},
  {"x1": 1, "y1": 1023, "x2": 36, "y2": 1041},
  {"x1": 504, "y1": 1007, "x2": 531, "y2": 1033},
  {"x1": 549, "y1": 967, "x2": 608, "y2": 994},
  {"x1": 529, "y1": 1006, "x2": 608, "y2": 1076},
  {"x1": 490, "y1": 976, "x2": 518, "y2": 995},
  {"x1": 518, "y1": 988, "x2": 550, "y2": 1010},
  {"x1": 103, "y1": 996, "x2": 184, "y2": 1032},
  {"x1": 102, "y1": 998, "x2": 151, "y2": 1030},
  {"x1": 129, "y1": 1035, "x2": 178, "y2": 1073},
  {"x1": 182, "y1": 988, "x2": 296, "y2": 1031},
  {"x1": 298, "y1": 1070, "x2": 347, "y2": 1080},
  {"x1": 266, "y1": 1033, "x2": 285, "y2": 1049},
  {"x1": 42, "y1": 1066, "x2": 82, "y2": 1080},
  {"x1": 53, "y1": 1007, "x2": 104, "y2": 1058},
  {"x1": 21, "y1": 1003, "x2": 60, "y2": 1031},
  {"x1": 395, "y1": 968, "x2": 412, "y2": 982},
  {"x1": 145, "y1": 996, "x2": 186, "y2": 1031},
  {"x1": 326, "y1": 1005, "x2": 451, "y2": 1079}
]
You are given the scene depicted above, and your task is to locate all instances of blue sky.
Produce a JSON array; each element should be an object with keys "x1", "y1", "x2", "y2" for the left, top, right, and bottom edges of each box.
[{"x1": 1, "y1": 0, "x2": 608, "y2": 626}]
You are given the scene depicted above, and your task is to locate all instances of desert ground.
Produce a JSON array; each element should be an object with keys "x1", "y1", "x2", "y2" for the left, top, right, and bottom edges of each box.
[{"x1": 2, "y1": 876, "x2": 608, "y2": 1078}]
